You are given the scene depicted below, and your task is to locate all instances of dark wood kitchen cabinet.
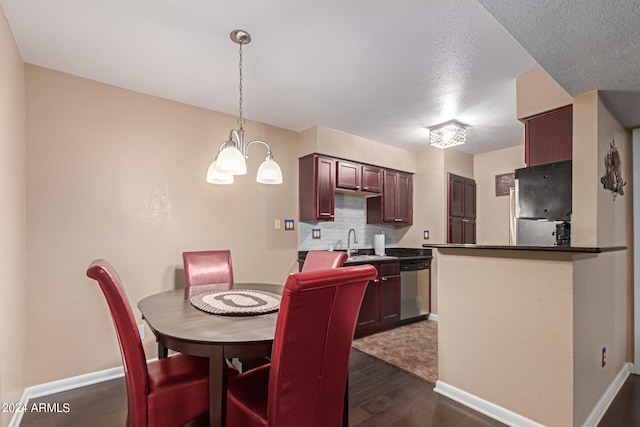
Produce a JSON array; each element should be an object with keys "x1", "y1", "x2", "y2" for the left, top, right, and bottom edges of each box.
[
  {"x1": 336, "y1": 160, "x2": 382, "y2": 193},
  {"x1": 300, "y1": 153, "x2": 410, "y2": 225},
  {"x1": 355, "y1": 261, "x2": 400, "y2": 338},
  {"x1": 524, "y1": 104, "x2": 572, "y2": 167},
  {"x1": 361, "y1": 165, "x2": 383, "y2": 193},
  {"x1": 336, "y1": 160, "x2": 360, "y2": 190},
  {"x1": 299, "y1": 154, "x2": 335, "y2": 221},
  {"x1": 448, "y1": 173, "x2": 476, "y2": 244},
  {"x1": 367, "y1": 169, "x2": 413, "y2": 225}
]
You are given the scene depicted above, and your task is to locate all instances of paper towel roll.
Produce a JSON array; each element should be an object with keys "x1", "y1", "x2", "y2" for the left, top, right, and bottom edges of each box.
[{"x1": 374, "y1": 232, "x2": 385, "y2": 255}]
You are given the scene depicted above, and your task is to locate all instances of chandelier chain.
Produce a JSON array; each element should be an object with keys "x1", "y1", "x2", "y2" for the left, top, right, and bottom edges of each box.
[{"x1": 237, "y1": 42, "x2": 245, "y2": 129}]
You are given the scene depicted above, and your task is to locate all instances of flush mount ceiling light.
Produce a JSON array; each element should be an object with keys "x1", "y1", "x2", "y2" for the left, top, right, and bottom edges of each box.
[
  {"x1": 206, "y1": 30, "x2": 283, "y2": 185},
  {"x1": 429, "y1": 121, "x2": 467, "y2": 149}
]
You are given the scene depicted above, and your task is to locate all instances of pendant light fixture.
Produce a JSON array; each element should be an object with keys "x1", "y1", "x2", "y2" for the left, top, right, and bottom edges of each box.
[{"x1": 206, "y1": 30, "x2": 283, "y2": 185}]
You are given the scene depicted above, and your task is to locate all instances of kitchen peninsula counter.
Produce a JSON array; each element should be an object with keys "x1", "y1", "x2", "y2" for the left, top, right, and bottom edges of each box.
[
  {"x1": 422, "y1": 243, "x2": 626, "y2": 254},
  {"x1": 426, "y1": 243, "x2": 629, "y2": 426}
]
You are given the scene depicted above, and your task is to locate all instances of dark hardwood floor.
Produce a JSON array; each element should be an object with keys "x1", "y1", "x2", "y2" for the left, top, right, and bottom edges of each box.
[
  {"x1": 19, "y1": 349, "x2": 503, "y2": 427},
  {"x1": 18, "y1": 350, "x2": 639, "y2": 426},
  {"x1": 597, "y1": 373, "x2": 640, "y2": 427}
]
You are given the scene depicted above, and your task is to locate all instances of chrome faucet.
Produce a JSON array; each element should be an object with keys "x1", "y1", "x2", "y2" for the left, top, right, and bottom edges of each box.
[{"x1": 347, "y1": 228, "x2": 358, "y2": 257}]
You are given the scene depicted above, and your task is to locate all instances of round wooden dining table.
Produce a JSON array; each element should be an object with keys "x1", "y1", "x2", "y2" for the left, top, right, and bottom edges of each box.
[{"x1": 138, "y1": 283, "x2": 281, "y2": 427}]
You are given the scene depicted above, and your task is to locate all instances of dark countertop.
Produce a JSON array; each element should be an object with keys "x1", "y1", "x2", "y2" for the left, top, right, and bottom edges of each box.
[
  {"x1": 421, "y1": 243, "x2": 627, "y2": 254},
  {"x1": 297, "y1": 247, "x2": 432, "y2": 264}
]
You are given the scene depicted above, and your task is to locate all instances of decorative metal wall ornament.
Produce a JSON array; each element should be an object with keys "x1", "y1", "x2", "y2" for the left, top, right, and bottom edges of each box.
[{"x1": 600, "y1": 140, "x2": 626, "y2": 199}]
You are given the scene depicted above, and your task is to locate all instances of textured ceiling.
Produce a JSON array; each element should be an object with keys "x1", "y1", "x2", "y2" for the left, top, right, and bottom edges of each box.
[
  {"x1": 478, "y1": 0, "x2": 640, "y2": 128},
  {"x1": 0, "y1": 0, "x2": 541, "y2": 154}
]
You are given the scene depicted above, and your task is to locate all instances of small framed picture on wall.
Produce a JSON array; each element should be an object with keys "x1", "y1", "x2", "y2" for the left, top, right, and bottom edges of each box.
[{"x1": 495, "y1": 172, "x2": 515, "y2": 197}]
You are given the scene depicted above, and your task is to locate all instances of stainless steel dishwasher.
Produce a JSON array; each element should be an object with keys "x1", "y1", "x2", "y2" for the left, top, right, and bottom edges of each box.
[{"x1": 399, "y1": 258, "x2": 431, "y2": 324}]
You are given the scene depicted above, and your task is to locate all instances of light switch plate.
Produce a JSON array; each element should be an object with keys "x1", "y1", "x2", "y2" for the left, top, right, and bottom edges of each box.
[{"x1": 274, "y1": 219, "x2": 281, "y2": 230}]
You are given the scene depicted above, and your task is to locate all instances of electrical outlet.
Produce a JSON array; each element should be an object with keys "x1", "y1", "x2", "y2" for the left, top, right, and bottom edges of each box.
[
  {"x1": 602, "y1": 346, "x2": 606, "y2": 367},
  {"x1": 424, "y1": 230, "x2": 430, "y2": 240},
  {"x1": 138, "y1": 324, "x2": 145, "y2": 339}
]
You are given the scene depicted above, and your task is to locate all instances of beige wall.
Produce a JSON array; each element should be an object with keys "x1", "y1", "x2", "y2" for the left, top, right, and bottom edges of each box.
[
  {"x1": 443, "y1": 148, "x2": 473, "y2": 180},
  {"x1": 571, "y1": 94, "x2": 632, "y2": 426},
  {"x1": 0, "y1": 6, "x2": 26, "y2": 427},
  {"x1": 437, "y1": 250, "x2": 575, "y2": 426},
  {"x1": 516, "y1": 68, "x2": 573, "y2": 119},
  {"x1": 573, "y1": 252, "x2": 630, "y2": 425},
  {"x1": 401, "y1": 147, "x2": 446, "y2": 313},
  {"x1": 400, "y1": 147, "x2": 446, "y2": 247},
  {"x1": 474, "y1": 145, "x2": 525, "y2": 245},
  {"x1": 572, "y1": 92, "x2": 599, "y2": 247},
  {"x1": 24, "y1": 65, "x2": 299, "y2": 386},
  {"x1": 299, "y1": 125, "x2": 417, "y2": 173},
  {"x1": 595, "y1": 96, "x2": 631, "y2": 248}
]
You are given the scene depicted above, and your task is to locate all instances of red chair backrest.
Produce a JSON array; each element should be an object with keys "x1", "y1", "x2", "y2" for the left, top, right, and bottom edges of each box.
[
  {"x1": 183, "y1": 250, "x2": 234, "y2": 287},
  {"x1": 268, "y1": 264, "x2": 376, "y2": 427},
  {"x1": 86, "y1": 260, "x2": 149, "y2": 427},
  {"x1": 301, "y1": 250, "x2": 348, "y2": 272}
]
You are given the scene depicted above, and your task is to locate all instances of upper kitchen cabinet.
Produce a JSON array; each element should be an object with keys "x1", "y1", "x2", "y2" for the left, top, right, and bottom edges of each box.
[
  {"x1": 367, "y1": 169, "x2": 413, "y2": 225},
  {"x1": 524, "y1": 105, "x2": 572, "y2": 167},
  {"x1": 336, "y1": 160, "x2": 382, "y2": 194},
  {"x1": 299, "y1": 154, "x2": 335, "y2": 222},
  {"x1": 361, "y1": 165, "x2": 383, "y2": 193},
  {"x1": 300, "y1": 153, "x2": 411, "y2": 225},
  {"x1": 336, "y1": 160, "x2": 360, "y2": 190}
]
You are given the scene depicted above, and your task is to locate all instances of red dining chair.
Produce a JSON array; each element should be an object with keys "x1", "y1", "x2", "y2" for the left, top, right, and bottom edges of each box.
[
  {"x1": 226, "y1": 264, "x2": 377, "y2": 427},
  {"x1": 154, "y1": 250, "x2": 235, "y2": 359},
  {"x1": 301, "y1": 250, "x2": 348, "y2": 272},
  {"x1": 181, "y1": 249, "x2": 267, "y2": 371},
  {"x1": 183, "y1": 250, "x2": 234, "y2": 287},
  {"x1": 86, "y1": 259, "x2": 210, "y2": 427}
]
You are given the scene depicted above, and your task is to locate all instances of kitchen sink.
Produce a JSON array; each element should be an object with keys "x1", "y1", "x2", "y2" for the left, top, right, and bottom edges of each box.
[{"x1": 346, "y1": 254, "x2": 398, "y2": 262}]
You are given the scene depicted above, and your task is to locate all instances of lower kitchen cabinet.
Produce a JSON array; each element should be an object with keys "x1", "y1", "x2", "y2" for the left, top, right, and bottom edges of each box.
[{"x1": 355, "y1": 261, "x2": 400, "y2": 338}]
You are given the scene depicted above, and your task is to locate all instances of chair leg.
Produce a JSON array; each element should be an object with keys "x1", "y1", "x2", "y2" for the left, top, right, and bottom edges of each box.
[
  {"x1": 343, "y1": 380, "x2": 349, "y2": 427},
  {"x1": 158, "y1": 342, "x2": 168, "y2": 359}
]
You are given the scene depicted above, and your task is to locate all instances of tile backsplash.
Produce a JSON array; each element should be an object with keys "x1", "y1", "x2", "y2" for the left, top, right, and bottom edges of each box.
[{"x1": 298, "y1": 194, "x2": 397, "y2": 251}]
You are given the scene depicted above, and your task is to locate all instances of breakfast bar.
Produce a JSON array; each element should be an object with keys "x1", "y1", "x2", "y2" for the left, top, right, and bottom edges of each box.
[{"x1": 423, "y1": 244, "x2": 628, "y2": 427}]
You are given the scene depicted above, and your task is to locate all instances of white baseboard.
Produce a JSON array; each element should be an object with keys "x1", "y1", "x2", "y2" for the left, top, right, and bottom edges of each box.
[
  {"x1": 434, "y1": 380, "x2": 545, "y2": 427},
  {"x1": 581, "y1": 362, "x2": 633, "y2": 427},
  {"x1": 435, "y1": 362, "x2": 633, "y2": 427},
  {"x1": 10, "y1": 356, "x2": 631, "y2": 427},
  {"x1": 428, "y1": 313, "x2": 438, "y2": 322},
  {"x1": 9, "y1": 358, "x2": 157, "y2": 427}
]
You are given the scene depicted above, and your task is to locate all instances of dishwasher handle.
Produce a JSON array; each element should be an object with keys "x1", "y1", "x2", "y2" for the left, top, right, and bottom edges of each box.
[{"x1": 399, "y1": 260, "x2": 430, "y2": 271}]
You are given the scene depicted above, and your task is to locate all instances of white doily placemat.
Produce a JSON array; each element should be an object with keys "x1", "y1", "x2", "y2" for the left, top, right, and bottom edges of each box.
[{"x1": 190, "y1": 289, "x2": 281, "y2": 316}]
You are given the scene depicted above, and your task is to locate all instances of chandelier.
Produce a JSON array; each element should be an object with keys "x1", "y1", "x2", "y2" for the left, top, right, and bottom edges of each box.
[
  {"x1": 429, "y1": 120, "x2": 466, "y2": 149},
  {"x1": 207, "y1": 30, "x2": 283, "y2": 185}
]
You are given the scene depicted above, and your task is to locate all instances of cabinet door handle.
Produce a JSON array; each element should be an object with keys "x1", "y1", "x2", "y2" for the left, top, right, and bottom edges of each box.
[
  {"x1": 373, "y1": 279, "x2": 380, "y2": 283},
  {"x1": 381, "y1": 277, "x2": 388, "y2": 281},
  {"x1": 394, "y1": 218, "x2": 403, "y2": 222},
  {"x1": 462, "y1": 218, "x2": 470, "y2": 222}
]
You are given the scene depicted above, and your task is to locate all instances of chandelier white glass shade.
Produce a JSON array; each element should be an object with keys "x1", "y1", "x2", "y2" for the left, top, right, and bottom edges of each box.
[
  {"x1": 206, "y1": 161, "x2": 234, "y2": 185},
  {"x1": 429, "y1": 121, "x2": 467, "y2": 149},
  {"x1": 206, "y1": 30, "x2": 283, "y2": 185}
]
